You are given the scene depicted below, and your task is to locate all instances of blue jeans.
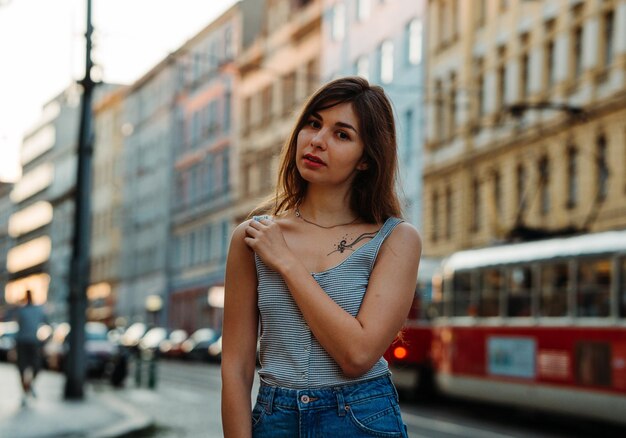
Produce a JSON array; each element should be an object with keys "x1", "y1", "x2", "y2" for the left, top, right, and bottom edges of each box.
[{"x1": 252, "y1": 375, "x2": 409, "y2": 437}]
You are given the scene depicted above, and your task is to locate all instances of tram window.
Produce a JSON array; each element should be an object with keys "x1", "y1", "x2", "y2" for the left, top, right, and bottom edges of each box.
[
  {"x1": 479, "y1": 269, "x2": 502, "y2": 317},
  {"x1": 507, "y1": 266, "x2": 533, "y2": 317},
  {"x1": 577, "y1": 259, "x2": 611, "y2": 317},
  {"x1": 621, "y1": 259, "x2": 626, "y2": 318},
  {"x1": 452, "y1": 272, "x2": 473, "y2": 316},
  {"x1": 539, "y1": 263, "x2": 569, "y2": 317}
]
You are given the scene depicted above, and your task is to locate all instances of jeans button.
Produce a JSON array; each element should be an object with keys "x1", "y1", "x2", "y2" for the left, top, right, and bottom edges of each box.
[{"x1": 300, "y1": 395, "x2": 310, "y2": 403}]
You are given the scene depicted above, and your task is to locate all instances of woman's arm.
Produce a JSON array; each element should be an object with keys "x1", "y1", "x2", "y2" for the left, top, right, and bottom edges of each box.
[
  {"x1": 221, "y1": 222, "x2": 259, "y2": 438},
  {"x1": 246, "y1": 220, "x2": 421, "y2": 377}
]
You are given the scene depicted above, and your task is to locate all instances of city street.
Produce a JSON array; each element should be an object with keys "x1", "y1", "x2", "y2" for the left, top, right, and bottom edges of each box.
[{"x1": 108, "y1": 360, "x2": 626, "y2": 438}]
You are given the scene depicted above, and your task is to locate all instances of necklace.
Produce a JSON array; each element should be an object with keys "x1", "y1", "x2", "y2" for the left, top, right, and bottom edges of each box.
[{"x1": 295, "y1": 207, "x2": 359, "y2": 229}]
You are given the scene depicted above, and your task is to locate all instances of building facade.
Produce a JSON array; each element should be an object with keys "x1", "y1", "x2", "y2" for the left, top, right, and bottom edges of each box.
[
  {"x1": 236, "y1": 0, "x2": 322, "y2": 220},
  {"x1": 423, "y1": 0, "x2": 626, "y2": 257},
  {"x1": 0, "y1": 181, "x2": 13, "y2": 318},
  {"x1": 167, "y1": 1, "x2": 264, "y2": 334},
  {"x1": 5, "y1": 87, "x2": 80, "y2": 321},
  {"x1": 118, "y1": 60, "x2": 179, "y2": 326},
  {"x1": 89, "y1": 86, "x2": 127, "y2": 326},
  {"x1": 321, "y1": 0, "x2": 427, "y2": 228}
]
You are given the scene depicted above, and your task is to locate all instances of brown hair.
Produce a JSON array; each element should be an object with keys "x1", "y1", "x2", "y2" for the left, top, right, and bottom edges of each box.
[{"x1": 261, "y1": 76, "x2": 402, "y2": 224}]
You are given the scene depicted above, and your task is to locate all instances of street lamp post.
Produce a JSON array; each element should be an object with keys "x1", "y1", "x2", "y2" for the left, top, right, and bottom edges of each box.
[{"x1": 64, "y1": 0, "x2": 96, "y2": 400}]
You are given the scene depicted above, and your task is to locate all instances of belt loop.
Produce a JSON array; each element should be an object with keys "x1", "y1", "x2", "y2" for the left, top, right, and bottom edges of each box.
[
  {"x1": 266, "y1": 387, "x2": 275, "y2": 415},
  {"x1": 335, "y1": 389, "x2": 346, "y2": 417}
]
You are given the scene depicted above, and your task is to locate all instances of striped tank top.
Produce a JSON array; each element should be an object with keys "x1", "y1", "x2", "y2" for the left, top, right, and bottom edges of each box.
[{"x1": 255, "y1": 216, "x2": 403, "y2": 389}]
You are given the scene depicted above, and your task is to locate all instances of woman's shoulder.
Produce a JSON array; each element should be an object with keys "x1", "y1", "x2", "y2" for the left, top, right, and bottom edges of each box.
[{"x1": 383, "y1": 220, "x2": 422, "y2": 255}]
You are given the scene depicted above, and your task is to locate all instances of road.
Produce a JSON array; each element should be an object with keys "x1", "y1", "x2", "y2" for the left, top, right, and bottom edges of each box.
[{"x1": 104, "y1": 360, "x2": 626, "y2": 437}]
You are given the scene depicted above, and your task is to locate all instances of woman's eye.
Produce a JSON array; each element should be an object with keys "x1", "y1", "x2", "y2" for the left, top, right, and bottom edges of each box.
[
  {"x1": 337, "y1": 131, "x2": 350, "y2": 140},
  {"x1": 308, "y1": 119, "x2": 321, "y2": 128}
]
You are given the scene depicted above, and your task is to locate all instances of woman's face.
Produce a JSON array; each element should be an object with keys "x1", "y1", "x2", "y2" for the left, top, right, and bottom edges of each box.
[{"x1": 295, "y1": 102, "x2": 367, "y2": 188}]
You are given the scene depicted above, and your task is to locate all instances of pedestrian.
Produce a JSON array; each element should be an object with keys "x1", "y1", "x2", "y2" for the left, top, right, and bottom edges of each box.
[
  {"x1": 221, "y1": 76, "x2": 422, "y2": 437},
  {"x1": 13, "y1": 289, "x2": 49, "y2": 406}
]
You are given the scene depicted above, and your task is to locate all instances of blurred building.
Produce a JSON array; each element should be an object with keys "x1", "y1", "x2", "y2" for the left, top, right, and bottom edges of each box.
[
  {"x1": 118, "y1": 59, "x2": 180, "y2": 326},
  {"x1": 321, "y1": 0, "x2": 427, "y2": 228},
  {"x1": 0, "y1": 181, "x2": 13, "y2": 318},
  {"x1": 89, "y1": 86, "x2": 127, "y2": 326},
  {"x1": 5, "y1": 87, "x2": 80, "y2": 320},
  {"x1": 235, "y1": 0, "x2": 321, "y2": 220},
  {"x1": 167, "y1": 0, "x2": 264, "y2": 334},
  {"x1": 423, "y1": 0, "x2": 626, "y2": 257}
]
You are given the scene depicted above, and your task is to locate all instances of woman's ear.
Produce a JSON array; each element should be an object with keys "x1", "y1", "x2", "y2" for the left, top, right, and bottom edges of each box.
[{"x1": 356, "y1": 160, "x2": 369, "y2": 171}]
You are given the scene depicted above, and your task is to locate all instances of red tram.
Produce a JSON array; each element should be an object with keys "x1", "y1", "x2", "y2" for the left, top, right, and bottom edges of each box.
[{"x1": 386, "y1": 230, "x2": 626, "y2": 425}]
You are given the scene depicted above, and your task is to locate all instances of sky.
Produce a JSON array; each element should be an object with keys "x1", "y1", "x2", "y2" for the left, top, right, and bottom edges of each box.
[{"x1": 0, "y1": 0, "x2": 238, "y2": 182}]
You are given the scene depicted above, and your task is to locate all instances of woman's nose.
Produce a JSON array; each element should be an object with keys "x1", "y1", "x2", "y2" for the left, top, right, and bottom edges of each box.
[{"x1": 311, "y1": 129, "x2": 328, "y2": 149}]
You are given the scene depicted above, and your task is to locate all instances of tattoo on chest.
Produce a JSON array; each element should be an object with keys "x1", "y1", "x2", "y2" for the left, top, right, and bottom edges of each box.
[{"x1": 328, "y1": 230, "x2": 379, "y2": 256}]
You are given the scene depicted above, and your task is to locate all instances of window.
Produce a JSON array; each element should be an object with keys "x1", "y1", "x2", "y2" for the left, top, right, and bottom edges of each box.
[
  {"x1": 476, "y1": 0, "x2": 486, "y2": 28},
  {"x1": 380, "y1": 40, "x2": 394, "y2": 84},
  {"x1": 306, "y1": 58, "x2": 318, "y2": 95},
  {"x1": 568, "y1": 3, "x2": 584, "y2": 82},
  {"x1": 516, "y1": 164, "x2": 527, "y2": 210},
  {"x1": 242, "y1": 96, "x2": 252, "y2": 136},
  {"x1": 355, "y1": 55, "x2": 369, "y2": 80},
  {"x1": 496, "y1": 47, "x2": 507, "y2": 111},
  {"x1": 602, "y1": 10, "x2": 615, "y2": 68},
  {"x1": 540, "y1": 263, "x2": 569, "y2": 317},
  {"x1": 538, "y1": 155, "x2": 550, "y2": 215},
  {"x1": 567, "y1": 147, "x2": 578, "y2": 208},
  {"x1": 445, "y1": 186, "x2": 453, "y2": 239},
  {"x1": 452, "y1": 272, "x2": 473, "y2": 316},
  {"x1": 223, "y1": 91, "x2": 231, "y2": 133},
  {"x1": 544, "y1": 20, "x2": 557, "y2": 88},
  {"x1": 332, "y1": 2, "x2": 345, "y2": 41},
  {"x1": 431, "y1": 190, "x2": 439, "y2": 242},
  {"x1": 475, "y1": 58, "x2": 485, "y2": 117},
  {"x1": 403, "y1": 109, "x2": 413, "y2": 165},
  {"x1": 507, "y1": 266, "x2": 533, "y2": 317},
  {"x1": 479, "y1": 269, "x2": 502, "y2": 317},
  {"x1": 471, "y1": 177, "x2": 481, "y2": 232},
  {"x1": 520, "y1": 52, "x2": 530, "y2": 100},
  {"x1": 597, "y1": 135, "x2": 608, "y2": 200},
  {"x1": 261, "y1": 85, "x2": 273, "y2": 125},
  {"x1": 407, "y1": 19, "x2": 423, "y2": 65},
  {"x1": 520, "y1": 33, "x2": 531, "y2": 99},
  {"x1": 191, "y1": 111, "x2": 200, "y2": 147},
  {"x1": 493, "y1": 170, "x2": 502, "y2": 218},
  {"x1": 356, "y1": 0, "x2": 370, "y2": 21},
  {"x1": 577, "y1": 259, "x2": 611, "y2": 317},
  {"x1": 435, "y1": 79, "x2": 444, "y2": 140},
  {"x1": 447, "y1": 73, "x2": 457, "y2": 138},
  {"x1": 572, "y1": 25, "x2": 584, "y2": 79},
  {"x1": 282, "y1": 72, "x2": 296, "y2": 115}
]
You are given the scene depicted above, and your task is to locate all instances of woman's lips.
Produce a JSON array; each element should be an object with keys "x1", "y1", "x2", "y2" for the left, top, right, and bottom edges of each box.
[{"x1": 303, "y1": 154, "x2": 326, "y2": 168}]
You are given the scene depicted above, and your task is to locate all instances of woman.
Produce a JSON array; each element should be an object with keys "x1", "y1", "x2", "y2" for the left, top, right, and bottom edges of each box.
[{"x1": 221, "y1": 76, "x2": 421, "y2": 437}]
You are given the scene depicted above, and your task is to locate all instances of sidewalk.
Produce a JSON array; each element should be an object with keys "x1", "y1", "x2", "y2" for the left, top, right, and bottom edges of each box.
[{"x1": 0, "y1": 362, "x2": 153, "y2": 438}]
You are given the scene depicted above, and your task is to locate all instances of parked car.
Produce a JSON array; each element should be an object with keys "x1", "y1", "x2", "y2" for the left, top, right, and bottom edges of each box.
[
  {"x1": 119, "y1": 322, "x2": 147, "y2": 351},
  {"x1": 158, "y1": 329, "x2": 188, "y2": 359},
  {"x1": 181, "y1": 328, "x2": 220, "y2": 361},
  {"x1": 43, "y1": 322, "x2": 118, "y2": 377},
  {"x1": 139, "y1": 327, "x2": 167, "y2": 353},
  {"x1": 0, "y1": 321, "x2": 18, "y2": 362}
]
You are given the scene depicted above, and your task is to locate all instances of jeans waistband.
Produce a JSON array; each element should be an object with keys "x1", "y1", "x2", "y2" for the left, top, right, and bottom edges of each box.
[{"x1": 256, "y1": 374, "x2": 398, "y2": 415}]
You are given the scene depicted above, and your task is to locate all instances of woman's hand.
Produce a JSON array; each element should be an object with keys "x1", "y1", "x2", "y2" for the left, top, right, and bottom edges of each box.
[{"x1": 244, "y1": 218, "x2": 296, "y2": 273}]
